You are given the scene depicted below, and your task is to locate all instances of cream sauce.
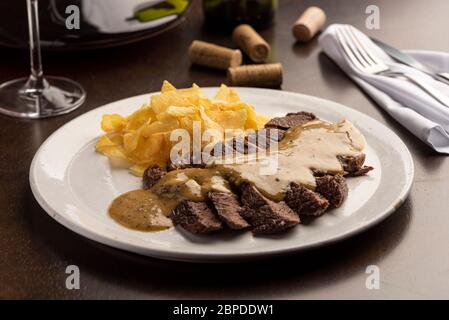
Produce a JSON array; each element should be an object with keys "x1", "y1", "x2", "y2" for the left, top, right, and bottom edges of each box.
[
  {"x1": 109, "y1": 189, "x2": 175, "y2": 232},
  {"x1": 109, "y1": 119, "x2": 366, "y2": 230},
  {"x1": 109, "y1": 168, "x2": 232, "y2": 231},
  {"x1": 220, "y1": 119, "x2": 366, "y2": 201}
]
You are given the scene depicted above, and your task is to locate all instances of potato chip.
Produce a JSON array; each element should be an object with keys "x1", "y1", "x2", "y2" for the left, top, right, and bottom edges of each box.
[
  {"x1": 214, "y1": 84, "x2": 241, "y2": 103},
  {"x1": 207, "y1": 109, "x2": 248, "y2": 129},
  {"x1": 95, "y1": 81, "x2": 270, "y2": 176},
  {"x1": 161, "y1": 80, "x2": 177, "y2": 93},
  {"x1": 101, "y1": 114, "x2": 126, "y2": 132}
]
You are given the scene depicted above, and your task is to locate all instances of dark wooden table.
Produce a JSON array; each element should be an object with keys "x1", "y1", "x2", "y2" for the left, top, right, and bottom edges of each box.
[{"x1": 1, "y1": 0, "x2": 449, "y2": 299}]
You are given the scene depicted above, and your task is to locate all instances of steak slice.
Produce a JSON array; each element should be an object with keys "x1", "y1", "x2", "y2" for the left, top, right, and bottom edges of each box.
[
  {"x1": 211, "y1": 137, "x2": 244, "y2": 157},
  {"x1": 209, "y1": 192, "x2": 250, "y2": 230},
  {"x1": 337, "y1": 154, "x2": 373, "y2": 176},
  {"x1": 171, "y1": 201, "x2": 222, "y2": 234},
  {"x1": 211, "y1": 128, "x2": 285, "y2": 162},
  {"x1": 240, "y1": 183, "x2": 300, "y2": 235},
  {"x1": 315, "y1": 175, "x2": 348, "y2": 208},
  {"x1": 265, "y1": 111, "x2": 317, "y2": 130},
  {"x1": 346, "y1": 165, "x2": 374, "y2": 177},
  {"x1": 245, "y1": 128, "x2": 286, "y2": 150},
  {"x1": 167, "y1": 152, "x2": 207, "y2": 171},
  {"x1": 285, "y1": 182, "x2": 329, "y2": 216},
  {"x1": 143, "y1": 165, "x2": 166, "y2": 189}
]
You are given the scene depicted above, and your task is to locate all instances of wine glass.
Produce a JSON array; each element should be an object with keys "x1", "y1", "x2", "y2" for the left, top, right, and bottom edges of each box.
[{"x1": 0, "y1": 0, "x2": 85, "y2": 119}]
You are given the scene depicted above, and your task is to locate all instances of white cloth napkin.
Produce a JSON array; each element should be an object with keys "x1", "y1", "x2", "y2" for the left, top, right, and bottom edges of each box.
[{"x1": 318, "y1": 24, "x2": 449, "y2": 153}]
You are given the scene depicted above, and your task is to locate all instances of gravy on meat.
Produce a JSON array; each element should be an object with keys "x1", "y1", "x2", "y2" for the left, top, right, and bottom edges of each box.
[
  {"x1": 222, "y1": 119, "x2": 366, "y2": 201},
  {"x1": 109, "y1": 168, "x2": 231, "y2": 231},
  {"x1": 109, "y1": 119, "x2": 366, "y2": 231}
]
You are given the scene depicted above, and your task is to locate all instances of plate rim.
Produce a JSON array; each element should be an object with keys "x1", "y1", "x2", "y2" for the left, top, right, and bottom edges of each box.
[{"x1": 29, "y1": 88, "x2": 414, "y2": 262}]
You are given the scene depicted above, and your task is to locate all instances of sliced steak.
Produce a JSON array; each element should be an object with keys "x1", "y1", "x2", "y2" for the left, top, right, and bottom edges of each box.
[
  {"x1": 211, "y1": 128, "x2": 285, "y2": 161},
  {"x1": 337, "y1": 154, "x2": 373, "y2": 176},
  {"x1": 346, "y1": 165, "x2": 374, "y2": 177},
  {"x1": 245, "y1": 128, "x2": 286, "y2": 150},
  {"x1": 240, "y1": 183, "x2": 300, "y2": 235},
  {"x1": 285, "y1": 182, "x2": 329, "y2": 216},
  {"x1": 212, "y1": 137, "x2": 244, "y2": 157},
  {"x1": 209, "y1": 192, "x2": 250, "y2": 230},
  {"x1": 265, "y1": 111, "x2": 317, "y2": 130},
  {"x1": 171, "y1": 201, "x2": 222, "y2": 234},
  {"x1": 167, "y1": 153, "x2": 206, "y2": 171},
  {"x1": 265, "y1": 128, "x2": 286, "y2": 142},
  {"x1": 143, "y1": 165, "x2": 166, "y2": 189},
  {"x1": 315, "y1": 175, "x2": 348, "y2": 208}
]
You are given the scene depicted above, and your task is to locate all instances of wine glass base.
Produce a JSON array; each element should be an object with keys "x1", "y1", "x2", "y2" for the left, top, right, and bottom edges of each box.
[{"x1": 0, "y1": 76, "x2": 86, "y2": 119}]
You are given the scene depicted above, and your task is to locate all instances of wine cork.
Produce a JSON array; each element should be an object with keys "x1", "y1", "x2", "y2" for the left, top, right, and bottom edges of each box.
[
  {"x1": 232, "y1": 24, "x2": 271, "y2": 63},
  {"x1": 227, "y1": 63, "x2": 283, "y2": 88},
  {"x1": 188, "y1": 40, "x2": 242, "y2": 70},
  {"x1": 292, "y1": 6, "x2": 327, "y2": 42}
]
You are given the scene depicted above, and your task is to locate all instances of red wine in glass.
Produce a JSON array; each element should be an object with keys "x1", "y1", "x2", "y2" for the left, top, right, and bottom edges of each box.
[{"x1": 0, "y1": 0, "x2": 85, "y2": 118}]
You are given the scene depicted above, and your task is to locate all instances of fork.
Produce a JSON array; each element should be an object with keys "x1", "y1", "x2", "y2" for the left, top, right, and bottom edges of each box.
[{"x1": 336, "y1": 25, "x2": 449, "y2": 108}]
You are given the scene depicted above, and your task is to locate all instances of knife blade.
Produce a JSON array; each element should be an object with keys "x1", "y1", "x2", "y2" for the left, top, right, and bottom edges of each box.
[{"x1": 371, "y1": 37, "x2": 449, "y2": 85}]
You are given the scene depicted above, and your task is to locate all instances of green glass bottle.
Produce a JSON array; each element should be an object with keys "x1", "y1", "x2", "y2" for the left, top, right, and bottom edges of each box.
[{"x1": 203, "y1": 0, "x2": 277, "y2": 30}]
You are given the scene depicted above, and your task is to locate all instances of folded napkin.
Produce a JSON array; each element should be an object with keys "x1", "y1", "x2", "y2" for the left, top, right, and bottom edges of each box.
[{"x1": 319, "y1": 24, "x2": 449, "y2": 153}]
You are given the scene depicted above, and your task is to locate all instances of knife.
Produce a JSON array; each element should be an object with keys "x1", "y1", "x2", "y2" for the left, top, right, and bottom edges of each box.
[{"x1": 371, "y1": 37, "x2": 449, "y2": 85}]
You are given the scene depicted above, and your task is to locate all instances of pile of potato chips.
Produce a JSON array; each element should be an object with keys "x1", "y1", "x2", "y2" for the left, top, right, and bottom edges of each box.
[{"x1": 96, "y1": 81, "x2": 270, "y2": 176}]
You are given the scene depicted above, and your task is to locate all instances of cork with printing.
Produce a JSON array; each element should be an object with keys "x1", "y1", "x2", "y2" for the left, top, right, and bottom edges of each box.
[
  {"x1": 227, "y1": 63, "x2": 283, "y2": 88},
  {"x1": 233, "y1": 24, "x2": 271, "y2": 63},
  {"x1": 188, "y1": 40, "x2": 242, "y2": 70}
]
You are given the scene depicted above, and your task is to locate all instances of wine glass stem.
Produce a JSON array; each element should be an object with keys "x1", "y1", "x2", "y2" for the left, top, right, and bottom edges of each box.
[{"x1": 26, "y1": 0, "x2": 46, "y2": 91}]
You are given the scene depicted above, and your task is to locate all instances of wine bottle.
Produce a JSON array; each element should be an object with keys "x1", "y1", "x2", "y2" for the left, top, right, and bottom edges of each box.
[{"x1": 203, "y1": 0, "x2": 277, "y2": 30}]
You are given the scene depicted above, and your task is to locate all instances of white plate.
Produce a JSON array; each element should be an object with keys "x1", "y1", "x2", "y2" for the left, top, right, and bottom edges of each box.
[{"x1": 30, "y1": 88, "x2": 414, "y2": 262}]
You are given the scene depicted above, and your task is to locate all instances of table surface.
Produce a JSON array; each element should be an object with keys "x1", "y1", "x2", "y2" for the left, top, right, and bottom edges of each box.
[{"x1": 1, "y1": 0, "x2": 449, "y2": 299}]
